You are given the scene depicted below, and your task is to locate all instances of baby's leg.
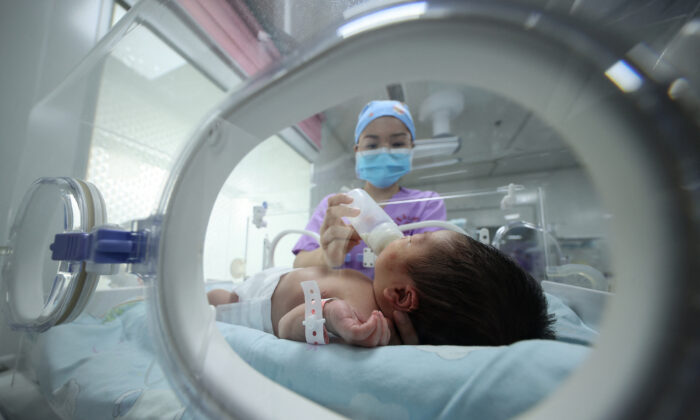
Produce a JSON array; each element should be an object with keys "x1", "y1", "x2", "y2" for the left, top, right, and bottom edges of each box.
[{"x1": 207, "y1": 289, "x2": 240, "y2": 306}]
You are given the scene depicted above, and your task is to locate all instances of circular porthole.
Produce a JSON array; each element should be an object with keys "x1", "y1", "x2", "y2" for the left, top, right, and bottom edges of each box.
[{"x1": 0, "y1": 177, "x2": 107, "y2": 332}]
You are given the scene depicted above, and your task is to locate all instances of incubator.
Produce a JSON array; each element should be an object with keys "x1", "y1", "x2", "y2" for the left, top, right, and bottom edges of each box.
[{"x1": 0, "y1": 0, "x2": 698, "y2": 419}]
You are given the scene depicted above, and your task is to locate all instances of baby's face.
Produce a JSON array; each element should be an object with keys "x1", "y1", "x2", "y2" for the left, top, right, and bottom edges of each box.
[
  {"x1": 375, "y1": 229, "x2": 455, "y2": 272},
  {"x1": 373, "y1": 230, "x2": 456, "y2": 316}
]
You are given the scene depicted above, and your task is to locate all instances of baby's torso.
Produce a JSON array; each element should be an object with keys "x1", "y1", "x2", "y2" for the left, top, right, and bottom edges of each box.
[{"x1": 270, "y1": 267, "x2": 378, "y2": 334}]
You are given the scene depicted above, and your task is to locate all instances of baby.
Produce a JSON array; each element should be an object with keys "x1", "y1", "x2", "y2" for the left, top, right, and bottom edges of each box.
[{"x1": 208, "y1": 230, "x2": 555, "y2": 347}]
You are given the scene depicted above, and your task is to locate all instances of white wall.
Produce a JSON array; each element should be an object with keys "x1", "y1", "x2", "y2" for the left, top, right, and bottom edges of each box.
[
  {"x1": 0, "y1": 0, "x2": 110, "y2": 359},
  {"x1": 204, "y1": 136, "x2": 312, "y2": 281},
  {"x1": 310, "y1": 120, "x2": 360, "y2": 205}
]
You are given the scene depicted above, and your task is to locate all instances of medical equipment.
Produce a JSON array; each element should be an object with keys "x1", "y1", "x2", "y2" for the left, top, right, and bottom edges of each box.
[
  {"x1": 263, "y1": 229, "x2": 320, "y2": 269},
  {"x1": 492, "y1": 220, "x2": 566, "y2": 278},
  {"x1": 1, "y1": 178, "x2": 108, "y2": 332},
  {"x1": 500, "y1": 183, "x2": 519, "y2": 210},
  {"x1": 546, "y1": 264, "x2": 609, "y2": 291},
  {"x1": 1, "y1": 0, "x2": 698, "y2": 419}
]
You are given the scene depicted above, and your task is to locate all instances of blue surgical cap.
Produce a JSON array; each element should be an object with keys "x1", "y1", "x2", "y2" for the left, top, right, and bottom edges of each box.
[{"x1": 354, "y1": 100, "x2": 416, "y2": 144}]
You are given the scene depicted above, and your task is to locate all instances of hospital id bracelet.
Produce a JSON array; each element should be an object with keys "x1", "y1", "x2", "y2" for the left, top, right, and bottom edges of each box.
[{"x1": 300, "y1": 280, "x2": 327, "y2": 345}]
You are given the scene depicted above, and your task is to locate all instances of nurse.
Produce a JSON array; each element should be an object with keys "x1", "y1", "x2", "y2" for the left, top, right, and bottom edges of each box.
[{"x1": 292, "y1": 100, "x2": 447, "y2": 280}]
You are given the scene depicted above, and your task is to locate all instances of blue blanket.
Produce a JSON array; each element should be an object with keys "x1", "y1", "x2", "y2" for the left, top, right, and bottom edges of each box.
[{"x1": 31, "y1": 294, "x2": 593, "y2": 420}]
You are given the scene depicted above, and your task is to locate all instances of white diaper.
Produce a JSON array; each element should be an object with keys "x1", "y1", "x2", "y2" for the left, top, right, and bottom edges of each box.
[{"x1": 214, "y1": 267, "x2": 295, "y2": 334}]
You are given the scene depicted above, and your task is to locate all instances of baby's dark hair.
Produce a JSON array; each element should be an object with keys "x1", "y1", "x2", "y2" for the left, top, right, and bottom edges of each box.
[{"x1": 405, "y1": 232, "x2": 555, "y2": 346}]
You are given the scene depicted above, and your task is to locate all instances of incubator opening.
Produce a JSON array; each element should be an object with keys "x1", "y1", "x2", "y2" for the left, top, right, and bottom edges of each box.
[{"x1": 197, "y1": 83, "x2": 612, "y2": 417}]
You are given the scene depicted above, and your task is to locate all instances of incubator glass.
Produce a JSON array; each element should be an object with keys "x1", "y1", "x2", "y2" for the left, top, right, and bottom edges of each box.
[{"x1": 1, "y1": 0, "x2": 698, "y2": 419}]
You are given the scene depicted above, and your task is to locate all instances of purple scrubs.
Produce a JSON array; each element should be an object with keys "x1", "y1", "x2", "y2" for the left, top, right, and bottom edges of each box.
[{"x1": 292, "y1": 187, "x2": 447, "y2": 279}]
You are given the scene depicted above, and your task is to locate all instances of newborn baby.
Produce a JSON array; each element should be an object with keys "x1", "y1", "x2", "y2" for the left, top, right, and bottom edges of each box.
[{"x1": 209, "y1": 230, "x2": 554, "y2": 347}]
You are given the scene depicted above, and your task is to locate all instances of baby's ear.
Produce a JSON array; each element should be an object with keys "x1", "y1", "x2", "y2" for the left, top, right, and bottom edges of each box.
[{"x1": 383, "y1": 285, "x2": 419, "y2": 312}]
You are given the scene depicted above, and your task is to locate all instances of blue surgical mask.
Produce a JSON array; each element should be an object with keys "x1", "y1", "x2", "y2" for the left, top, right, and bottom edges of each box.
[{"x1": 355, "y1": 148, "x2": 413, "y2": 188}]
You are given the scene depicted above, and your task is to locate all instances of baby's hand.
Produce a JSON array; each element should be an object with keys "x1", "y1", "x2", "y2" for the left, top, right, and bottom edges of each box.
[{"x1": 324, "y1": 300, "x2": 390, "y2": 347}]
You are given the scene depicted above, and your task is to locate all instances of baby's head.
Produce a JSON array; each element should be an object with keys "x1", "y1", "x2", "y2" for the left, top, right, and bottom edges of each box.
[{"x1": 374, "y1": 230, "x2": 555, "y2": 346}]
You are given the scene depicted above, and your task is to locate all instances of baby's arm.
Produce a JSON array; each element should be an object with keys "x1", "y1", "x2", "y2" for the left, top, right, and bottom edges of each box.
[
  {"x1": 277, "y1": 299, "x2": 390, "y2": 347},
  {"x1": 278, "y1": 304, "x2": 328, "y2": 344}
]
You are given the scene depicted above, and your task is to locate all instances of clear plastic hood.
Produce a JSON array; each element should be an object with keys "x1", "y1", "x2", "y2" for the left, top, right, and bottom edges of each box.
[
  {"x1": 148, "y1": 2, "x2": 699, "y2": 419},
  {"x1": 3, "y1": 0, "x2": 698, "y2": 420}
]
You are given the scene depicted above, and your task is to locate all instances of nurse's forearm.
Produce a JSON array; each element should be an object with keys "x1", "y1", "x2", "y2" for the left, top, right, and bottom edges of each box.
[{"x1": 293, "y1": 248, "x2": 326, "y2": 268}]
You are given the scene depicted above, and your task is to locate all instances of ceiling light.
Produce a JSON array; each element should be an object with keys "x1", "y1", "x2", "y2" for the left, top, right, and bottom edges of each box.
[
  {"x1": 605, "y1": 60, "x2": 643, "y2": 92},
  {"x1": 337, "y1": 2, "x2": 427, "y2": 38}
]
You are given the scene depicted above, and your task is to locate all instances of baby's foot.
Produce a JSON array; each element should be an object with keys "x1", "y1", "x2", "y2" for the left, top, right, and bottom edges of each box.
[{"x1": 207, "y1": 289, "x2": 239, "y2": 306}]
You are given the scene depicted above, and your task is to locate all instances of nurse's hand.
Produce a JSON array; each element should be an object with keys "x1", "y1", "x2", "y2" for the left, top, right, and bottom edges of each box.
[
  {"x1": 319, "y1": 194, "x2": 362, "y2": 267},
  {"x1": 393, "y1": 310, "x2": 420, "y2": 345}
]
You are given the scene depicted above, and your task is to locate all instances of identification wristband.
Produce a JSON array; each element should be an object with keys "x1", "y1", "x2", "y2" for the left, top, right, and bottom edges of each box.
[{"x1": 301, "y1": 280, "x2": 326, "y2": 344}]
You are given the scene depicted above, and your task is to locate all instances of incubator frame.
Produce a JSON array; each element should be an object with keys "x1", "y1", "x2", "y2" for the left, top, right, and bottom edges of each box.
[
  {"x1": 146, "y1": 2, "x2": 698, "y2": 420},
  {"x1": 2, "y1": 0, "x2": 697, "y2": 419}
]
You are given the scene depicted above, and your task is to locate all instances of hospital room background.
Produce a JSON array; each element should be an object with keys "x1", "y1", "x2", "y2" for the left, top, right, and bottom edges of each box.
[{"x1": 0, "y1": 0, "x2": 698, "y2": 419}]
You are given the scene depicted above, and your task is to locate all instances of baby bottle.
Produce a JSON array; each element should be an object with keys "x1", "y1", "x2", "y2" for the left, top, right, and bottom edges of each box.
[{"x1": 344, "y1": 188, "x2": 404, "y2": 254}]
